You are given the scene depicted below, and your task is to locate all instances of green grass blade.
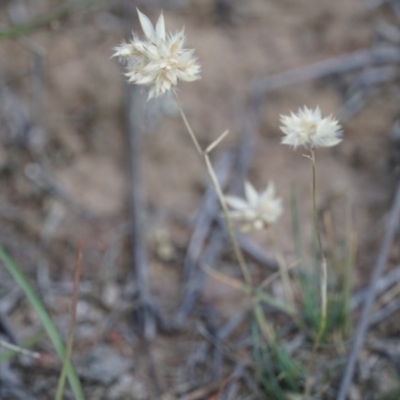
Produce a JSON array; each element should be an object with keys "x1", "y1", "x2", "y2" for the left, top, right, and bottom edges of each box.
[
  {"x1": 56, "y1": 243, "x2": 82, "y2": 400},
  {"x1": 0, "y1": 246, "x2": 85, "y2": 400},
  {"x1": 255, "y1": 290, "x2": 296, "y2": 317}
]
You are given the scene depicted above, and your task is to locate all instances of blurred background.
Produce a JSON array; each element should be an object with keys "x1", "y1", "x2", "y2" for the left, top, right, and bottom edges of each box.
[{"x1": 1, "y1": 0, "x2": 400, "y2": 398}]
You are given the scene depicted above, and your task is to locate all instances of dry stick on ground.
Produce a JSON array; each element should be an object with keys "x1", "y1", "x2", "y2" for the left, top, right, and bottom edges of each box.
[
  {"x1": 126, "y1": 85, "x2": 168, "y2": 339},
  {"x1": 337, "y1": 182, "x2": 400, "y2": 400},
  {"x1": 252, "y1": 46, "x2": 400, "y2": 96},
  {"x1": 221, "y1": 363, "x2": 246, "y2": 400},
  {"x1": 176, "y1": 225, "x2": 228, "y2": 327},
  {"x1": 237, "y1": 233, "x2": 278, "y2": 271},
  {"x1": 121, "y1": 1, "x2": 168, "y2": 341},
  {"x1": 0, "y1": 339, "x2": 40, "y2": 358},
  {"x1": 366, "y1": 337, "x2": 400, "y2": 367},
  {"x1": 175, "y1": 151, "x2": 235, "y2": 327},
  {"x1": 184, "y1": 312, "x2": 249, "y2": 395},
  {"x1": 181, "y1": 151, "x2": 234, "y2": 281},
  {"x1": 233, "y1": 86, "x2": 264, "y2": 190},
  {"x1": 370, "y1": 299, "x2": 400, "y2": 326},
  {"x1": 176, "y1": 213, "x2": 279, "y2": 327},
  {"x1": 351, "y1": 265, "x2": 400, "y2": 309},
  {"x1": 23, "y1": 38, "x2": 47, "y2": 163},
  {"x1": 337, "y1": 66, "x2": 398, "y2": 122}
]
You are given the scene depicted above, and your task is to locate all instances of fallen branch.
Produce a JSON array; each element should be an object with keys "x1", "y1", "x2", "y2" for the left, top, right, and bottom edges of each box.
[
  {"x1": 337, "y1": 182, "x2": 400, "y2": 400},
  {"x1": 252, "y1": 46, "x2": 400, "y2": 98},
  {"x1": 126, "y1": 85, "x2": 168, "y2": 339}
]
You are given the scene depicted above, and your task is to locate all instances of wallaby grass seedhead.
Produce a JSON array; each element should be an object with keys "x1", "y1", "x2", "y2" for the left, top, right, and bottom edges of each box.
[
  {"x1": 280, "y1": 106, "x2": 342, "y2": 150},
  {"x1": 225, "y1": 181, "x2": 283, "y2": 232},
  {"x1": 113, "y1": 9, "x2": 200, "y2": 100}
]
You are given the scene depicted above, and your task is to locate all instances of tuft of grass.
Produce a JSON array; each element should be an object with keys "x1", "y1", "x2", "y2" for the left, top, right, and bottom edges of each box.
[
  {"x1": 252, "y1": 320, "x2": 303, "y2": 400},
  {"x1": 0, "y1": 245, "x2": 85, "y2": 400},
  {"x1": 290, "y1": 184, "x2": 321, "y2": 334},
  {"x1": 290, "y1": 187, "x2": 355, "y2": 340}
]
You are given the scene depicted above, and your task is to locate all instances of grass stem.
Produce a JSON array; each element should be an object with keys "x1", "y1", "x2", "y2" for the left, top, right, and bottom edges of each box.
[
  {"x1": 178, "y1": 104, "x2": 252, "y2": 288},
  {"x1": 55, "y1": 241, "x2": 83, "y2": 400},
  {"x1": 304, "y1": 148, "x2": 328, "y2": 399}
]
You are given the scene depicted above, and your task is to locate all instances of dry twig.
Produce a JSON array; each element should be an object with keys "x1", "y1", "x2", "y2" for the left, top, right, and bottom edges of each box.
[
  {"x1": 351, "y1": 265, "x2": 400, "y2": 309},
  {"x1": 337, "y1": 182, "x2": 400, "y2": 400},
  {"x1": 126, "y1": 84, "x2": 168, "y2": 339},
  {"x1": 175, "y1": 152, "x2": 234, "y2": 327},
  {"x1": 252, "y1": 46, "x2": 400, "y2": 98}
]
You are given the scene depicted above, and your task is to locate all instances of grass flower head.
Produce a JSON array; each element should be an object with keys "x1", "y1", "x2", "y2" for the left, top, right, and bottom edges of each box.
[
  {"x1": 226, "y1": 181, "x2": 283, "y2": 231},
  {"x1": 113, "y1": 9, "x2": 201, "y2": 100},
  {"x1": 279, "y1": 106, "x2": 342, "y2": 150}
]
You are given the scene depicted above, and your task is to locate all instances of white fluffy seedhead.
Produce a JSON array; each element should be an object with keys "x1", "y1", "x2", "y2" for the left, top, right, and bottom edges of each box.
[
  {"x1": 113, "y1": 9, "x2": 201, "y2": 100},
  {"x1": 279, "y1": 106, "x2": 342, "y2": 150}
]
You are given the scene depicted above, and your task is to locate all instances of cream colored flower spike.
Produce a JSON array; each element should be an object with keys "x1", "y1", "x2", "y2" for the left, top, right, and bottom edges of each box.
[
  {"x1": 113, "y1": 9, "x2": 201, "y2": 100},
  {"x1": 225, "y1": 181, "x2": 283, "y2": 231},
  {"x1": 279, "y1": 106, "x2": 342, "y2": 150}
]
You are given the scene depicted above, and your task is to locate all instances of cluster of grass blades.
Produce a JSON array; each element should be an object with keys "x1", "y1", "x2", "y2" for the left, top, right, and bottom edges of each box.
[
  {"x1": 283, "y1": 185, "x2": 355, "y2": 398},
  {"x1": 290, "y1": 184, "x2": 355, "y2": 338},
  {"x1": 0, "y1": 246, "x2": 85, "y2": 400},
  {"x1": 252, "y1": 320, "x2": 304, "y2": 400}
]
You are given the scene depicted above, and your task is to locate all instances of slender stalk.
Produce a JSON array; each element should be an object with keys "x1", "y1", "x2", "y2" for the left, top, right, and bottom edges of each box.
[
  {"x1": 178, "y1": 104, "x2": 252, "y2": 288},
  {"x1": 270, "y1": 230, "x2": 296, "y2": 311},
  {"x1": 204, "y1": 154, "x2": 252, "y2": 287},
  {"x1": 304, "y1": 148, "x2": 328, "y2": 399},
  {"x1": 55, "y1": 241, "x2": 82, "y2": 400},
  {"x1": 178, "y1": 106, "x2": 202, "y2": 155},
  {"x1": 253, "y1": 301, "x2": 274, "y2": 343}
]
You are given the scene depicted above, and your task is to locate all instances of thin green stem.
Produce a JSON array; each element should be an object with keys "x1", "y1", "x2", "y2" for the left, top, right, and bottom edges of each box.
[
  {"x1": 55, "y1": 242, "x2": 82, "y2": 400},
  {"x1": 255, "y1": 290, "x2": 296, "y2": 317},
  {"x1": 253, "y1": 301, "x2": 274, "y2": 343},
  {"x1": 304, "y1": 148, "x2": 328, "y2": 399},
  {"x1": 310, "y1": 149, "x2": 324, "y2": 261}
]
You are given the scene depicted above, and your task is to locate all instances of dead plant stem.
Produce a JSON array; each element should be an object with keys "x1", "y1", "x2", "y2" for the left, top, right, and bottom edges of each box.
[{"x1": 178, "y1": 104, "x2": 252, "y2": 288}]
